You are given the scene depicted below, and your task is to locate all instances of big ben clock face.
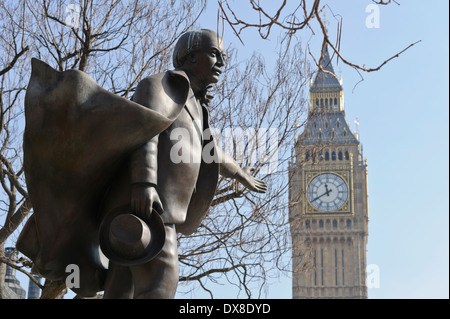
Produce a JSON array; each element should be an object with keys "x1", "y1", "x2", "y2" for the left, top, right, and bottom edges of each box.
[{"x1": 307, "y1": 173, "x2": 348, "y2": 212}]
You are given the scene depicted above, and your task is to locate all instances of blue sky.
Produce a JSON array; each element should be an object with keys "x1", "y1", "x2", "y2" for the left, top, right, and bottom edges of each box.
[
  {"x1": 6, "y1": 1, "x2": 449, "y2": 299},
  {"x1": 192, "y1": 0, "x2": 449, "y2": 299}
]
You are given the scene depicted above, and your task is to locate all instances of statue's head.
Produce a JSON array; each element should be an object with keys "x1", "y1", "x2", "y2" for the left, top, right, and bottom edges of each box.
[{"x1": 173, "y1": 29, "x2": 225, "y2": 86}]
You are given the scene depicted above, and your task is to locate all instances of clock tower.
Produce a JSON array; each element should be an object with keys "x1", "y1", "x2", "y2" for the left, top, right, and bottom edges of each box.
[{"x1": 289, "y1": 45, "x2": 369, "y2": 299}]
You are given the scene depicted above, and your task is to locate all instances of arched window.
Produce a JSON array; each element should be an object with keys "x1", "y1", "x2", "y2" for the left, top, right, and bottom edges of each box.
[
  {"x1": 343, "y1": 129, "x2": 347, "y2": 137},
  {"x1": 346, "y1": 220, "x2": 352, "y2": 229},
  {"x1": 345, "y1": 151, "x2": 350, "y2": 160},
  {"x1": 305, "y1": 151, "x2": 310, "y2": 161},
  {"x1": 338, "y1": 151, "x2": 343, "y2": 160},
  {"x1": 325, "y1": 151, "x2": 330, "y2": 161},
  {"x1": 332, "y1": 151, "x2": 336, "y2": 160},
  {"x1": 319, "y1": 220, "x2": 324, "y2": 228},
  {"x1": 305, "y1": 220, "x2": 311, "y2": 229},
  {"x1": 334, "y1": 98, "x2": 338, "y2": 106},
  {"x1": 333, "y1": 220, "x2": 338, "y2": 228},
  {"x1": 336, "y1": 120, "x2": 340, "y2": 128}
]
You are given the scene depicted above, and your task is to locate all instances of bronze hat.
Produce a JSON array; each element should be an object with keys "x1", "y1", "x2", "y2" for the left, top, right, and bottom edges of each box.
[{"x1": 99, "y1": 205, "x2": 165, "y2": 266}]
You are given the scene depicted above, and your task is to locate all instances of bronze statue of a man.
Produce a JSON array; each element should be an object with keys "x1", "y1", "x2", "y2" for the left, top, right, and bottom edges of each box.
[
  {"x1": 102, "y1": 29, "x2": 266, "y2": 298},
  {"x1": 16, "y1": 29, "x2": 266, "y2": 298}
]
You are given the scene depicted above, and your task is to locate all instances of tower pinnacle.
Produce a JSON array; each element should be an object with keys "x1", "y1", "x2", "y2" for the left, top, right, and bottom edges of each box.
[{"x1": 309, "y1": 45, "x2": 344, "y2": 114}]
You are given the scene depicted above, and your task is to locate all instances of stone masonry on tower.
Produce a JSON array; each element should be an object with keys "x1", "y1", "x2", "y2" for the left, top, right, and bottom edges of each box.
[{"x1": 289, "y1": 45, "x2": 369, "y2": 299}]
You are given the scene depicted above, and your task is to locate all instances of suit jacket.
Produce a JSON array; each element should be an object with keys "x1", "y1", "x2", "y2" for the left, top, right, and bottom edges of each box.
[{"x1": 100, "y1": 70, "x2": 219, "y2": 235}]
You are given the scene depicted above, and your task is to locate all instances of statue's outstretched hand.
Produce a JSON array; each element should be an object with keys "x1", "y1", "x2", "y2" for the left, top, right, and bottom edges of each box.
[
  {"x1": 236, "y1": 166, "x2": 267, "y2": 194},
  {"x1": 131, "y1": 184, "x2": 164, "y2": 221}
]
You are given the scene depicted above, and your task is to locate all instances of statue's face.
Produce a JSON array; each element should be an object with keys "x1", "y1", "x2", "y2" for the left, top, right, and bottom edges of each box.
[{"x1": 188, "y1": 32, "x2": 226, "y2": 85}]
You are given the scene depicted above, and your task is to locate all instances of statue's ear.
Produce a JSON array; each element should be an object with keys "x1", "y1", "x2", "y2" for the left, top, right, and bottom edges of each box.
[{"x1": 186, "y1": 52, "x2": 197, "y2": 64}]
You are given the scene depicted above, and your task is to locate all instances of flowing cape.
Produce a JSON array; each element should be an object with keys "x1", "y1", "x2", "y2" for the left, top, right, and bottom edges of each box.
[{"x1": 16, "y1": 59, "x2": 189, "y2": 296}]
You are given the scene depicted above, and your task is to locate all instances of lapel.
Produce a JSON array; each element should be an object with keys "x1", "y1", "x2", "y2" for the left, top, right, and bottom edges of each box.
[{"x1": 184, "y1": 88, "x2": 203, "y2": 141}]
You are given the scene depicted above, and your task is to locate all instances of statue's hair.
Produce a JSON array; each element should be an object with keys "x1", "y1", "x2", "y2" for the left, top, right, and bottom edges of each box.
[{"x1": 172, "y1": 29, "x2": 218, "y2": 68}]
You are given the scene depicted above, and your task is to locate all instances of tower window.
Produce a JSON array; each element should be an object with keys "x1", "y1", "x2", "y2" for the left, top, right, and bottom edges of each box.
[
  {"x1": 325, "y1": 151, "x2": 329, "y2": 161},
  {"x1": 314, "y1": 249, "x2": 317, "y2": 286},
  {"x1": 346, "y1": 219, "x2": 352, "y2": 229},
  {"x1": 305, "y1": 220, "x2": 311, "y2": 229},
  {"x1": 333, "y1": 220, "x2": 338, "y2": 228},
  {"x1": 321, "y1": 248, "x2": 324, "y2": 286},
  {"x1": 343, "y1": 129, "x2": 347, "y2": 137},
  {"x1": 332, "y1": 151, "x2": 336, "y2": 160},
  {"x1": 335, "y1": 249, "x2": 338, "y2": 286},
  {"x1": 319, "y1": 220, "x2": 324, "y2": 228},
  {"x1": 345, "y1": 151, "x2": 350, "y2": 160},
  {"x1": 338, "y1": 151, "x2": 343, "y2": 160},
  {"x1": 305, "y1": 151, "x2": 310, "y2": 161}
]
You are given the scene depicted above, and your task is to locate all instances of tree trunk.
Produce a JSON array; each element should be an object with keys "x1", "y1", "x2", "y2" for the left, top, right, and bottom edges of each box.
[{"x1": 40, "y1": 280, "x2": 67, "y2": 299}]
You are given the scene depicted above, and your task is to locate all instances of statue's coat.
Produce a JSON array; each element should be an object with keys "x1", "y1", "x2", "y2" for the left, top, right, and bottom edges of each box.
[{"x1": 16, "y1": 59, "x2": 191, "y2": 295}]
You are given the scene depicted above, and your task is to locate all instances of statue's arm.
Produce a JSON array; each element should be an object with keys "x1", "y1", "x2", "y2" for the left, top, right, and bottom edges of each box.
[
  {"x1": 217, "y1": 147, "x2": 240, "y2": 178},
  {"x1": 217, "y1": 147, "x2": 267, "y2": 194},
  {"x1": 128, "y1": 137, "x2": 163, "y2": 219},
  {"x1": 129, "y1": 137, "x2": 158, "y2": 186},
  {"x1": 128, "y1": 77, "x2": 164, "y2": 219}
]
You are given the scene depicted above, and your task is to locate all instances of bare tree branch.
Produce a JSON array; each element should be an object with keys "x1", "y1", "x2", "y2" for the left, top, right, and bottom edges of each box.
[
  {"x1": 0, "y1": 46, "x2": 29, "y2": 77},
  {"x1": 217, "y1": 0, "x2": 419, "y2": 80}
]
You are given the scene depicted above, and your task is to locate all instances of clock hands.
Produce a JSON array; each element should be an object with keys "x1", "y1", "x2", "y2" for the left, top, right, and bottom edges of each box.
[{"x1": 310, "y1": 184, "x2": 332, "y2": 203}]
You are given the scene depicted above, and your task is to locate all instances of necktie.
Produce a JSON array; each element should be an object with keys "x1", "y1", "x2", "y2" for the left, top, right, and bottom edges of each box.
[{"x1": 194, "y1": 85, "x2": 214, "y2": 107}]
